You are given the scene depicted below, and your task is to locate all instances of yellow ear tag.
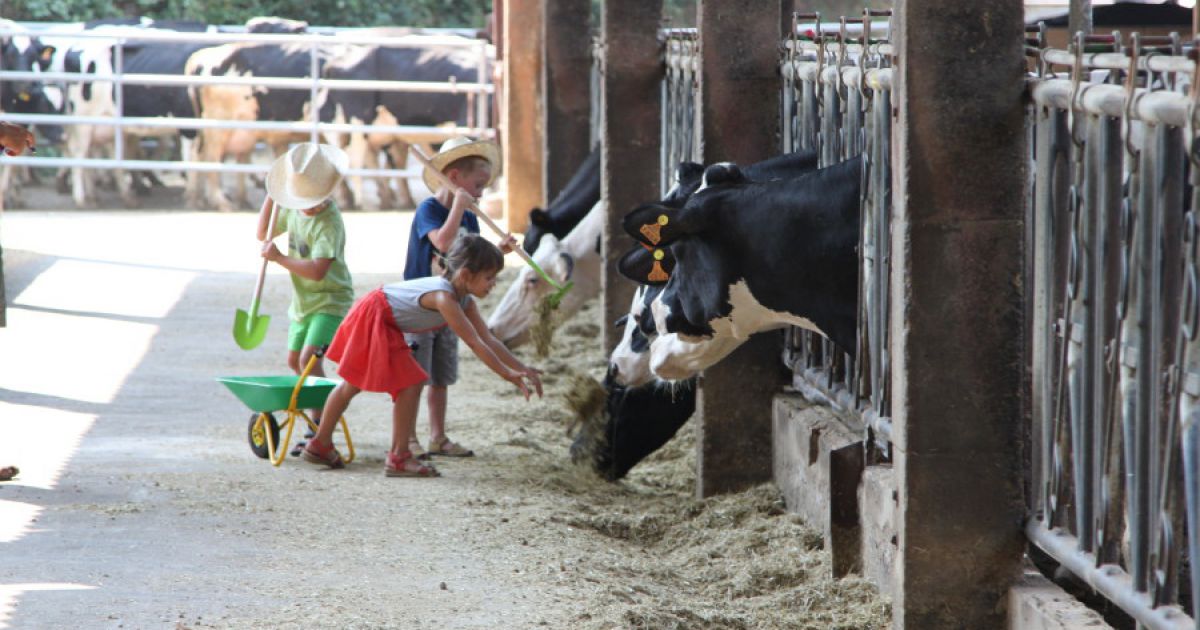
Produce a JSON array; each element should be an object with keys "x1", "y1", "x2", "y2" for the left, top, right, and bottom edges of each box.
[{"x1": 657, "y1": 215, "x2": 668, "y2": 225}]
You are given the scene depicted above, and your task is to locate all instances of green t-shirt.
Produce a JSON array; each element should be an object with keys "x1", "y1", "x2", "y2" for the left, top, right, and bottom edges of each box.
[{"x1": 272, "y1": 202, "x2": 354, "y2": 322}]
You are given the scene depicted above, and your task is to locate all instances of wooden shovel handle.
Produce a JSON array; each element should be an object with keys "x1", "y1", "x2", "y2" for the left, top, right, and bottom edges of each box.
[{"x1": 249, "y1": 199, "x2": 280, "y2": 314}]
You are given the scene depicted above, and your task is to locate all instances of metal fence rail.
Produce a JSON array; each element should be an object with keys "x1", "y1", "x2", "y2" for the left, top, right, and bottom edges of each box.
[
  {"x1": 780, "y1": 10, "x2": 894, "y2": 446},
  {"x1": 0, "y1": 25, "x2": 494, "y2": 180},
  {"x1": 1026, "y1": 32, "x2": 1198, "y2": 629}
]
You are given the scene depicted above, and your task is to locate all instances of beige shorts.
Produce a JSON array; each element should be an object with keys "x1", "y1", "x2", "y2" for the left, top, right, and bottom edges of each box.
[{"x1": 408, "y1": 326, "x2": 459, "y2": 387}]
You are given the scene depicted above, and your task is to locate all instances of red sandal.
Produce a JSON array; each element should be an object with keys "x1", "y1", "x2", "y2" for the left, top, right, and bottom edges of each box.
[
  {"x1": 301, "y1": 439, "x2": 345, "y2": 469},
  {"x1": 385, "y1": 451, "x2": 439, "y2": 478}
]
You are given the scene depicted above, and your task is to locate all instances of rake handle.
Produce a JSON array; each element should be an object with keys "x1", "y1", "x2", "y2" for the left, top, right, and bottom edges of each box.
[
  {"x1": 408, "y1": 145, "x2": 566, "y2": 292},
  {"x1": 249, "y1": 199, "x2": 281, "y2": 317}
]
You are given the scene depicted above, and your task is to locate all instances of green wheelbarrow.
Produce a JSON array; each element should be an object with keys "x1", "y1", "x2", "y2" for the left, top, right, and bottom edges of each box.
[{"x1": 216, "y1": 353, "x2": 354, "y2": 467}]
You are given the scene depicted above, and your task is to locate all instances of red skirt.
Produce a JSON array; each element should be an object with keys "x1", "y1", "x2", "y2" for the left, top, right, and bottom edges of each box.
[{"x1": 327, "y1": 289, "x2": 428, "y2": 399}]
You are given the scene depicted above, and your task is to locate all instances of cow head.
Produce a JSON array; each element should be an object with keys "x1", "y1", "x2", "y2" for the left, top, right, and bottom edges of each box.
[
  {"x1": 607, "y1": 284, "x2": 666, "y2": 387},
  {"x1": 486, "y1": 233, "x2": 578, "y2": 347},
  {"x1": 618, "y1": 156, "x2": 863, "y2": 381},
  {"x1": 0, "y1": 24, "x2": 63, "y2": 142},
  {"x1": 522, "y1": 206, "x2": 553, "y2": 254}
]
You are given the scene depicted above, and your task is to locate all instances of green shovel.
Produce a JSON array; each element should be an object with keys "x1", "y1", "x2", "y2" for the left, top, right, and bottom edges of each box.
[
  {"x1": 233, "y1": 199, "x2": 280, "y2": 350},
  {"x1": 409, "y1": 145, "x2": 573, "y2": 308}
]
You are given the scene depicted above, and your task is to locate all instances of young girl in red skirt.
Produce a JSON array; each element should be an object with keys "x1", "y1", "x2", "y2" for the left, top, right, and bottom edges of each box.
[{"x1": 302, "y1": 234, "x2": 543, "y2": 477}]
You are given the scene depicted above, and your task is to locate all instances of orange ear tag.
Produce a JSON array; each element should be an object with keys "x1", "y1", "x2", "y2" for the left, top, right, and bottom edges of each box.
[
  {"x1": 639, "y1": 214, "x2": 669, "y2": 245},
  {"x1": 648, "y1": 248, "x2": 670, "y2": 282}
]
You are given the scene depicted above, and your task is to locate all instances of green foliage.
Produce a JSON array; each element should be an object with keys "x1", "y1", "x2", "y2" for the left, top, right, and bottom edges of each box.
[{"x1": 2, "y1": 0, "x2": 492, "y2": 28}]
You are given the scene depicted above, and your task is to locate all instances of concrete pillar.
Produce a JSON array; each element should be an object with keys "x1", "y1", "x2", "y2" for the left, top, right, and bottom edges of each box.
[
  {"x1": 503, "y1": 0, "x2": 544, "y2": 234},
  {"x1": 599, "y1": 0, "x2": 661, "y2": 354},
  {"x1": 891, "y1": 0, "x2": 1026, "y2": 627},
  {"x1": 693, "y1": 0, "x2": 788, "y2": 497},
  {"x1": 541, "y1": 0, "x2": 592, "y2": 201}
]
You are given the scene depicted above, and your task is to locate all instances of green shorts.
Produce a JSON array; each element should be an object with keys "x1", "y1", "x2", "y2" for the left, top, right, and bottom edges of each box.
[{"x1": 288, "y1": 312, "x2": 344, "y2": 352}]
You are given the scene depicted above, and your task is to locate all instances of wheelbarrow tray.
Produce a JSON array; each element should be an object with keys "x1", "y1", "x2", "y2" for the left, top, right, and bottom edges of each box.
[{"x1": 216, "y1": 375, "x2": 339, "y2": 413}]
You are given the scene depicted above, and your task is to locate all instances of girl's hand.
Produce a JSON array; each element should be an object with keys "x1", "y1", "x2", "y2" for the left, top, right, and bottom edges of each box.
[
  {"x1": 505, "y1": 369, "x2": 531, "y2": 400},
  {"x1": 261, "y1": 241, "x2": 283, "y2": 262},
  {"x1": 521, "y1": 367, "x2": 544, "y2": 398}
]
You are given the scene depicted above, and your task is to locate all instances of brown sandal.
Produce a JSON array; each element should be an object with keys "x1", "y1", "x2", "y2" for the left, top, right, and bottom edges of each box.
[
  {"x1": 385, "y1": 451, "x2": 440, "y2": 478},
  {"x1": 427, "y1": 435, "x2": 474, "y2": 458},
  {"x1": 0, "y1": 466, "x2": 18, "y2": 482},
  {"x1": 407, "y1": 438, "x2": 430, "y2": 461}
]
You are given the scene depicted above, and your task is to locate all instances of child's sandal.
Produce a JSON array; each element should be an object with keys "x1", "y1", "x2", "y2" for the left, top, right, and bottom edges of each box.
[
  {"x1": 385, "y1": 451, "x2": 439, "y2": 478},
  {"x1": 428, "y1": 435, "x2": 474, "y2": 458},
  {"x1": 301, "y1": 439, "x2": 345, "y2": 469},
  {"x1": 407, "y1": 438, "x2": 430, "y2": 461}
]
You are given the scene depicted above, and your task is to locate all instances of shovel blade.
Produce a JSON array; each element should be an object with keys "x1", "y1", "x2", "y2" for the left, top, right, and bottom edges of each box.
[{"x1": 233, "y1": 309, "x2": 271, "y2": 350}]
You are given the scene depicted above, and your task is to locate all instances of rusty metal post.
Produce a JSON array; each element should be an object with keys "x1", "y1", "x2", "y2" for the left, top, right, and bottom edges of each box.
[
  {"x1": 503, "y1": 0, "x2": 545, "y2": 234},
  {"x1": 891, "y1": 0, "x2": 1027, "y2": 627},
  {"x1": 693, "y1": 0, "x2": 788, "y2": 497},
  {"x1": 541, "y1": 0, "x2": 592, "y2": 202},
  {"x1": 599, "y1": 0, "x2": 662, "y2": 354}
]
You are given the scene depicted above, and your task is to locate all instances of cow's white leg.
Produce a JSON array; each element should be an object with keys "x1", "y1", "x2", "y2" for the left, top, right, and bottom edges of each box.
[
  {"x1": 234, "y1": 151, "x2": 251, "y2": 210},
  {"x1": 345, "y1": 132, "x2": 370, "y2": 210},
  {"x1": 69, "y1": 125, "x2": 96, "y2": 209},
  {"x1": 386, "y1": 140, "x2": 414, "y2": 208}
]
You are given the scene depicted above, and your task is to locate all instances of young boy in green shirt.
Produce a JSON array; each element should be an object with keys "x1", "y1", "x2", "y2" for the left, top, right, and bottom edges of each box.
[{"x1": 256, "y1": 143, "x2": 354, "y2": 428}]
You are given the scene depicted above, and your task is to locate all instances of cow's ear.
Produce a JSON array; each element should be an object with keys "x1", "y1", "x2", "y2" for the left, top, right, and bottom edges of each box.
[
  {"x1": 675, "y1": 162, "x2": 705, "y2": 185},
  {"x1": 622, "y1": 203, "x2": 684, "y2": 247},
  {"x1": 701, "y1": 162, "x2": 748, "y2": 188},
  {"x1": 618, "y1": 246, "x2": 674, "y2": 286},
  {"x1": 529, "y1": 207, "x2": 549, "y2": 226}
]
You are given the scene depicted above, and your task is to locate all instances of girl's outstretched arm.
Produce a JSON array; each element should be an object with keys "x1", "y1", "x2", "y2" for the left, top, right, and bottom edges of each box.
[
  {"x1": 463, "y1": 299, "x2": 542, "y2": 398},
  {"x1": 428, "y1": 292, "x2": 533, "y2": 399}
]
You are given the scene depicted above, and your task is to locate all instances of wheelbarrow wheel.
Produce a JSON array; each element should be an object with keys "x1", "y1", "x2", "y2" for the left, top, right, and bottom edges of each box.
[{"x1": 248, "y1": 412, "x2": 279, "y2": 459}]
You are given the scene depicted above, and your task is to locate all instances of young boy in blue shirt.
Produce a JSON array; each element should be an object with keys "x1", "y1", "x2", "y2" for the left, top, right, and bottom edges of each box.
[{"x1": 404, "y1": 137, "x2": 515, "y2": 458}]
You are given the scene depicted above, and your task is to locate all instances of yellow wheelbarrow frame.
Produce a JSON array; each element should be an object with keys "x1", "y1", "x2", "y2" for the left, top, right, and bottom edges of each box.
[{"x1": 219, "y1": 352, "x2": 355, "y2": 467}]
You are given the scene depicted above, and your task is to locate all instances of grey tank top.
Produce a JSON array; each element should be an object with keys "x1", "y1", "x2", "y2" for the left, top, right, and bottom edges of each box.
[{"x1": 381, "y1": 276, "x2": 473, "y2": 333}]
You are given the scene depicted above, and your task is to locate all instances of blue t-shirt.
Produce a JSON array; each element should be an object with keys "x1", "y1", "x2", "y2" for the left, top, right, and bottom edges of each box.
[{"x1": 404, "y1": 197, "x2": 481, "y2": 280}]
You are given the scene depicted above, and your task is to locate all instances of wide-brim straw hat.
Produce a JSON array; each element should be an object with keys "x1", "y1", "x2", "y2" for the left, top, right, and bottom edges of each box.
[
  {"x1": 266, "y1": 143, "x2": 350, "y2": 210},
  {"x1": 422, "y1": 136, "x2": 501, "y2": 194}
]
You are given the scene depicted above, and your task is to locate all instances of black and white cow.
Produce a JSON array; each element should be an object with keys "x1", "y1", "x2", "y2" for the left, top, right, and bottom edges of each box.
[
  {"x1": 570, "y1": 371, "x2": 697, "y2": 481},
  {"x1": 0, "y1": 20, "x2": 61, "y2": 209},
  {"x1": 618, "y1": 155, "x2": 862, "y2": 381},
  {"x1": 318, "y1": 33, "x2": 488, "y2": 210},
  {"x1": 607, "y1": 149, "x2": 823, "y2": 387},
  {"x1": 48, "y1": 20, "x2": 211, "y2": 207},
  {"x1": 185, "y1": 24, "x2": 328, "y2": 211},
  {"x1": 523, "y1": 146, "x2": 601, "y2": 254}
]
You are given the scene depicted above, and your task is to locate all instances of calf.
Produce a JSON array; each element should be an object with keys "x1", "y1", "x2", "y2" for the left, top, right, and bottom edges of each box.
[
  {"x1": 487, "y1": 199, "x2": 603, "y2": 346},
  {"x1": 523, "y1": 146, "x2": 600, "y2": 254},
  {"x1": 619, "y1": 155, "x2": 862, "y2": 381}
]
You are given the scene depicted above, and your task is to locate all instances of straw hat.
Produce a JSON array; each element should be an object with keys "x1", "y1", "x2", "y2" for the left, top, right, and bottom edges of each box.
[
  {"x1": 266, "y1": 143, "x2": 350, "y2": 210},
  {"x1": 422, "y1": 137, "x2": 501, "y2": 194}
]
